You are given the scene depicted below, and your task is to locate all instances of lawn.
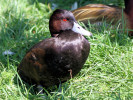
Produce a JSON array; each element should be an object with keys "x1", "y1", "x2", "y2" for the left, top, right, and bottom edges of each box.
[{"x1": 0, "y1": 0, "x2": 133, "y2": 99}]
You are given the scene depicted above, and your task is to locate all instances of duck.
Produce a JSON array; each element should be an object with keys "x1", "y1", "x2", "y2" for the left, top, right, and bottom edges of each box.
[
  {"x1": 17, "y1": 9, "x2": 92, "y2": 93},
  {"x1": 72, "y1": 0, "x2": 133, "y2": 37}
]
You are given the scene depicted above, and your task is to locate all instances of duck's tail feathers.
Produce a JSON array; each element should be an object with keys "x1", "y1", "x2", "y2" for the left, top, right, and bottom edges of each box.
[{"x1": 72, "y1": 4, "x2": 122, "y2": 25}]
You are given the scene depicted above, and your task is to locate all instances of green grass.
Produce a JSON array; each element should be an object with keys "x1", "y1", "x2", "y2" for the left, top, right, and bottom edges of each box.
[
  {"x1": 0, "y1": 0, "x2": 133, "y2": 100},
  {"x1": 48, "y1": 0, "x2": 124, "y2": 10}
]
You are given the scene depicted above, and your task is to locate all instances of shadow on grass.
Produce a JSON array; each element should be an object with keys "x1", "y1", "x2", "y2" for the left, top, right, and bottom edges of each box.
[{"x1": 13, "y1": 73, "x2": 71, "y2": 99}]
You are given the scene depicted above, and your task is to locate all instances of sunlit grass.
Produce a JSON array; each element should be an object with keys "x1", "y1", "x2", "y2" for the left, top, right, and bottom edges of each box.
[{"x1": 0, "y1": 0, "x2": 133, "y2": 100}]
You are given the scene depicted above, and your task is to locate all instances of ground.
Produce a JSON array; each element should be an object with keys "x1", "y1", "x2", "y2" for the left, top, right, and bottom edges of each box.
[{"x1": 0, "y1": 0, "x2": 132, "y2": 99}]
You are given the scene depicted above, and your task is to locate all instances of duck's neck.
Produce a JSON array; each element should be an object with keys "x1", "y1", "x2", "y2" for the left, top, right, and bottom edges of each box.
[
  {"x1": 124, "y1": 0, "x2": 133, "y2": 14},
  {"x1": 124, "y1": 0, "x2": 133, "y2": 36},
  {"x1": 124, "y1": 0, "x2": 133, "y2": 19},
  {"x1": 51, "y1": 29, "x2": 71, "y2": 37}
]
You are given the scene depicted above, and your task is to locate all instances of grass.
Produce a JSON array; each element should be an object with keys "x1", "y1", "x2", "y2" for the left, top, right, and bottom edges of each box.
[
  {"x1": 0, "y1": 0, "x2": 133, "y2": 99},
  {"x1": 48, "y1": 0, "x2": 125, "y2": 10}
]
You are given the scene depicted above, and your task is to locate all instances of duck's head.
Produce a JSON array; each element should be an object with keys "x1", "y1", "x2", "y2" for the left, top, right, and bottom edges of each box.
[{"x1": 49, "y1": 9, "x2": 92, "y2": 37}]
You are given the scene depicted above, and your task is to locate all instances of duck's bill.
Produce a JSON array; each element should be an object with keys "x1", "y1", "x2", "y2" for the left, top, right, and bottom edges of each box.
[{"x1": 72, "y1": 22, "x2": 92, "y2": 36}]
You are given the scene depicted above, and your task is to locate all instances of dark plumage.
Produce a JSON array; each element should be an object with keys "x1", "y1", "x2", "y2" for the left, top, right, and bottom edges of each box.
[{"x1": 17, "y1": 9, "x2": 92, "y2": 91}]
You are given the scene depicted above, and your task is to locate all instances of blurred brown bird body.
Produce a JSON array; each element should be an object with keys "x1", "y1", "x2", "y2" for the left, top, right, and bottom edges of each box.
[
  {"x1": 72, "y1": 4, "x2": 122, "y2": 25},
  {"x1": 72, "y1": 0, "x2": 133, "y2": 37}
]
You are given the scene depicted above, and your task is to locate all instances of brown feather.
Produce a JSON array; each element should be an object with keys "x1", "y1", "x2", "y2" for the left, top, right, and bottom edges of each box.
[
  {"x1": 72, "y1": 4, "x2": 133, "y2": 37},
  {"x1": 72, "y1": 4, "x2": 122, "y2": 24}
]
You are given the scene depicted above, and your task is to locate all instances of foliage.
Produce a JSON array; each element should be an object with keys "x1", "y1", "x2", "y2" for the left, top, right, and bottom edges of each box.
[
  {"x1": 0, "y1": 0, "x2": 132, "y2": 100},
  {"x1": 47, "y1": 0, "x2": 125, "y2": 10}
]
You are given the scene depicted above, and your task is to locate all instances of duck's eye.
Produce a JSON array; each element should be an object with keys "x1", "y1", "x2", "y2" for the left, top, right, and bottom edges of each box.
[{"x1": 63, "y1": 18, "x2": 67, "y2": 22}]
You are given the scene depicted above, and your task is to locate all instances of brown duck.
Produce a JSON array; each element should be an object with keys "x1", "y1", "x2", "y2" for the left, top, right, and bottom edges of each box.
[{"x1": 17, "y1": 9, "x2": 92, "y2": 93}]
